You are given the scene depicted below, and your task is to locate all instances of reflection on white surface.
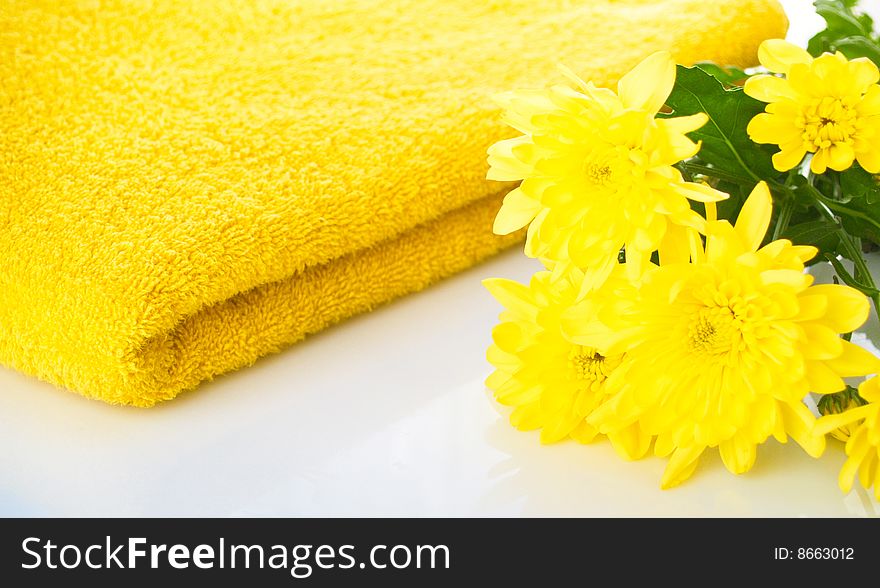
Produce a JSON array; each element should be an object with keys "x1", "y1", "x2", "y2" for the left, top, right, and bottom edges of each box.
[
  {"x1": 0, "y1": 247, "x2": 877, "y2": 517},
  {"x1": 2, "y1": 0, "x2": 880, "y2": 517}
]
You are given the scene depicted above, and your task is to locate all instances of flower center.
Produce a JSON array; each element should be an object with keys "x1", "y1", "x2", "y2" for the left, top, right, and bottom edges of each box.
[
  {"x1": 800, "y1": 96, "x2": 859, "y2": 151},
  {"x1": 587, "y1": 163, "x2": 613, "y2": 185},
  {"x1": 583, "y1": 146, "x2": 640, "y2": 188},
  {"x1": 688, "y1": 306, "x2": 738, "y2": 356},
  {"x1": 568, "y1": 346, "x2": 616, "y2": 390}
]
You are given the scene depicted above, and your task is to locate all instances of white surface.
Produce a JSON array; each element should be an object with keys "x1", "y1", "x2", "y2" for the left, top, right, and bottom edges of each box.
[
  {"x1": 2, "y1": 1, "x2": 880, "y2": 517},
  {"x1": 2, "y1": 246, "x2": 879, "y2": 517}
]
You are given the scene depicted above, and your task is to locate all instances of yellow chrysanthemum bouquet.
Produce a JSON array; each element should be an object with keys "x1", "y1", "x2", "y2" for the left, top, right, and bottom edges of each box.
[{"x1": 484, "y1": 0, "x2": 880, "y2": 497}]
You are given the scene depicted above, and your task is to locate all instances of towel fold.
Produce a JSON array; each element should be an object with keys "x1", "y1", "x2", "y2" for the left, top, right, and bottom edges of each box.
[{"x1": 0, "y1": 0, "x2": 787, "y2": 405}]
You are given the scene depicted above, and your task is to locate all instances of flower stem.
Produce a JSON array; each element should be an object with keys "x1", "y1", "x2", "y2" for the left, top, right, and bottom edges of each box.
[
  {"x1": 772, "y1": 193, "x2": 794, "y2": 240},
  {"x1": 677, "y1": 162, "x2": 752, "y2": 185},
  {"x1": 800, "y1": 180, "x2": 880, "y2": 314},
  {"x1": 836, "y1": 233, "x2": 880, "y2": 311}
]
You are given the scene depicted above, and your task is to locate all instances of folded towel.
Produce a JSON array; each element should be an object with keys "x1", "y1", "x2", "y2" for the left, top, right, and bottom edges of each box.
[{"x1": 0, "y1": 0, "x2": 787, "y2": 406}]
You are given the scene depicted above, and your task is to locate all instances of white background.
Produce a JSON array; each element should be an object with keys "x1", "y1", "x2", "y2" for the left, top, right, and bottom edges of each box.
[{"x1": 1, "y1": 0, "x2": 879, "y2": 517}]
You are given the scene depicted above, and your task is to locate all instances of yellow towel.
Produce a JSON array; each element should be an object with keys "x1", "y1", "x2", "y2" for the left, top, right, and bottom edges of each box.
[{"x1": 0, "y1": 0, "x2": 787, "y2": 406}]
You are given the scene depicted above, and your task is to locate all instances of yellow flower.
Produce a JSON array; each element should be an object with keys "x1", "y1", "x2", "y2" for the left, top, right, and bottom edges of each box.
[
  {"x1": 815, "y1": 377, "x2": 880, "y2": 500},
  {"x1": 488, "y1": 52, "x2": 726, "y2": 287},
  {"x1": 566, "y1": 182, "x2": 880, "y2": 488},
  {"x1": 745, "y1": 39, "x2": 880, "y2": 174},
  {"x1": 484, "y1": 268, "x2": 650, "y2": 457}
]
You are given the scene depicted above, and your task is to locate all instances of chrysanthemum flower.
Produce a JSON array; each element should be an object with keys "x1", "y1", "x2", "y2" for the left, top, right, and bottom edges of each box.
[
  {"x1": 566, "y1": 182, "x2": 880, "y2": 488},
  {"x1": 745, "y1": 39, "x2": 880, "y2": 174},
  {"x1": 488, "y1": 52, "x2": 726, "y2": 287},
  {"x1": 484, "y1": 269, "x2": 650, "y2": 457},
  {"x1": 815, "y1": 377, "x2": 880, "y2": 500}
]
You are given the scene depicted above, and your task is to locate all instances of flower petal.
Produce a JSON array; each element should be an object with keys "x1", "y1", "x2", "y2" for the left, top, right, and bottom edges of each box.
[
  {"x1": 856, "y1": 146, "x2": 880, "y2": 173},
  {"x1": 617, "y1": 51, "x2": 676, "y2": 114},
  {"x1": 800, "y1": 323, "x2": 844, "y2": 360},
  {"x1": 734, "y1": 181, "x2": 772, "y2": 251},
  {"x1": 660, "y1": 444, "x2": 704, "y2": 489},
  {"x1": 658, "y1": 223, "x2": 691, "y2": 265},
  {"x1": 795, "y1": 293, "x2": 828, "y2": 321},
  {"x1": 719, "y1": 433, "x2": 758, "y2": 475},
  {"x1": 493, "y1": 90, "x2": 556, "y2": 134},
  {"x1": 493, "y1": 187, "x2": 542, "y2": 235},
  {"x1": 487, "y1": 136, "x2": 533, "y2": 181},
  {"x1": 858, "y1": 84, "x2": 880, "y2": 117},
  {"x1": 485, "y1": 369, "x2": 511, "y2": 390},
  {"x1": 494, "y1": 379, "x2": 541, "y2": 406},
  {"x1": 839, "y1": 429, "x2": 872, "y2": 494},
  {"x1": 483, "y1": 277, "x2": 537, "y2": 319},
  {"x1": 860, "y1": 377, "x2": 880, "y2": 403},
  {"x1": 804, "y1": 360, "x2": 847, "y2": 394},
  {"x1": 758, "y1": 39, "x2": 813, "y2": 74},
  {"x1": 523, "y1": 208, "x2": 548, "y2": 258},
  {"x1": 859, "y1": 451, "x2": 877, "y2": 489},
  {"x1": 510, "y1": 403, "x2": 543, "y2": 431},
  {"x1": 849, "y1": 57, "x2": 880, "y2": 90},
  {"x1": 491, "y1": 321, "x2": 527, "y2": 353},
  {"x1": 806, "y1": 284, "x2": 870, "y2": 333},
  {"x1": 659, "y1": 112, "x2": 708, "y2": 134},
  {"x1": 744, "y1": 74, "x2": 799, "y2": 102},
  {"x1": 814, "y1": 405, "x2": 874, "y2": 435},
  {"x1": 540, "y1": 411, "x2": 584, "y2": 444},
  {"x1": 810, "y1": 148, "x2": 830, "y2": 174},
  {"x1": 772, "y1": 144, "x2": 807, "y2": 171},
  {"x1": 747, "y1": 112, "x2": 801, "y2": 144},
  {"x1": 607, "y1": 423, "x2": 652, "y2": 461},
  {"x1": 486, "y1": 344, "x2": 519, "y2": 371},
  {"x1": 823, "y1": 341, "x2": 880, "y2": 376},
  {"x1": 780, "y1": 400, "x2": 826, "y2": 458},
  {"x1": 673, "y1": 181, "x2": 729, "y2": 203},
  {"x1": 827, "y1": 143, "x2": 855, "y2": 172},
  {"x1": 653, "y1": 121, "x2": 703, "y2": 161}
]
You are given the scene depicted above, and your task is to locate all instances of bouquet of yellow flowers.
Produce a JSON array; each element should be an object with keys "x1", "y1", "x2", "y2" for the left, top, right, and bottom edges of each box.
[{"x1": 484, "y1": 0, "x2": 880, "y2": 497}]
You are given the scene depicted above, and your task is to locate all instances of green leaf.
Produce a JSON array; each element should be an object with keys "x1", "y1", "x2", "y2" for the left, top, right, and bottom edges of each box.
[
  {"x1": 840, "y1": 164, "x2": 880, "y2": 204},
  {"x1": 663, "y1": 65, "x2": 779, "y2": 182},
  {"x1": 781, "y1": 219, "x2": 841, "y2": 258},
  {"x1": 787, "y1": 175, "x2": 880, "y2": 248},
  {"x1": 824, "y1": 253, "x2": 879, "y2": 295},
  {"x1": 813, "y1": 166, "x2": 880, "y2": 246},
  {"x1": 834, "y1": 35, "x2": 880, "y2": 64},
  {"x1": 713, "y1": 178, "x2": 748, "y2": 220},
  {"x1": 808, "y1": 0, "x2": 879, "y2": 65},
  {"x1": 693, "y1": 62, "x2": 748, "y2": 87},
  {"x1": 815, "y1": 0, "x2": 872, "y2": 38},
  {"x1": 807, "y1": 31, "x2": 833, "y2": 56},
  {"x1": 835, "y1": 196, "x2": 880, "y2": 246}
]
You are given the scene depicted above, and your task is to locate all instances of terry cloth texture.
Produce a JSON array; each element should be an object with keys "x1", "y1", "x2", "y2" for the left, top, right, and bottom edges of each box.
[{"x1": 0, "y1": 0, "x2": 788, "y2": 406}]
